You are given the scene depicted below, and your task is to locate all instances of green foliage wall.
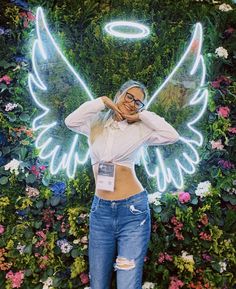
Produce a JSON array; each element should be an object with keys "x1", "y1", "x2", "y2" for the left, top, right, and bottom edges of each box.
[{"x1": 0, "y1": 0, "x2": 235, "y2": 288}]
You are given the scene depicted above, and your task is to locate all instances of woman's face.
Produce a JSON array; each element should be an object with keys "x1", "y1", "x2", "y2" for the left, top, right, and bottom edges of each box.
[{"x1": 116, "y1": 87, "x2": 145, "y2": 115}]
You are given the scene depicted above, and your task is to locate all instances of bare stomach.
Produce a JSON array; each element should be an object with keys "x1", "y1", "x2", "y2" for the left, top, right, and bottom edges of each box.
[{"x1": 92, "y1": 163, "x2": 144, "y2": 200}]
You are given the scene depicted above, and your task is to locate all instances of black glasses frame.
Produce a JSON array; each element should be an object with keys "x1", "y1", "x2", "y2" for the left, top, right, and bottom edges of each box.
[{"x1": 124, "y1": 92, "x2": 145, "y2": 110}]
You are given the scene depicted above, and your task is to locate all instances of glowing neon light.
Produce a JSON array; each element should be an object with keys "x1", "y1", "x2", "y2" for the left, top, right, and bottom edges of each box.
[
  {"x1": 141, "y1": 22, "x2": 208, "y2": 192},
  {"x1": 104, "y1": 21, "x2": 150, "y2": 39},
  {"x1": 29, "y1": 7, "x2": 92, "y2": 178},
  {"x1": 29, "y1": 7, "x2": 207, "y2": 192}
]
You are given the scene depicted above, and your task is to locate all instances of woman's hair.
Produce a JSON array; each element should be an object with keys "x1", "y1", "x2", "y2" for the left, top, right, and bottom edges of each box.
[{"x1": 89, "y1": 80, "x2": 149, "y2": 144}]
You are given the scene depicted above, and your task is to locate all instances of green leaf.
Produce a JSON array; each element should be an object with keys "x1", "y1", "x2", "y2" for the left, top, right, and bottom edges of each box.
[
  {"x1": 35, "y1": 200, "x2": 44, "y2": 209},
  {"x1": 71, "y1": 248, "x2": 80, "y2": 258},
  {"x1": 50, "y1": 196, "x2": 61, "y2": 206},
  {"x1": 26, "y1": 174, "x2": 37, "y2": 184},
  {"x1": 0, "y1": 176, "x2": 8, "y2": 185},
  {"x1": 191, "y1": 197, "x2": 198, "y2": 205},
  {"x1": 19, "y1": 113, "x2": 30, "y2": 121},
  {"x1": 24, "y1": 244, "x2": 32, "y2": 254}
]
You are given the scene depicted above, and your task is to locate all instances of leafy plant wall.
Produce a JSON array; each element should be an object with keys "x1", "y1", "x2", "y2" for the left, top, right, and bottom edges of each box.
[{"x1": 0, "y1": 0, "x2": 235, "y2": 288}]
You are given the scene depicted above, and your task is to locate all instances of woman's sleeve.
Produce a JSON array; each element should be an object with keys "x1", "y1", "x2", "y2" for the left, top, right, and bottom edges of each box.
[
  {"x1": 64, "y1": 97, "x2": 106, "y2": 136},
  {"x1": 139, "y1": 110, "x2": 180, "y2": 145}
]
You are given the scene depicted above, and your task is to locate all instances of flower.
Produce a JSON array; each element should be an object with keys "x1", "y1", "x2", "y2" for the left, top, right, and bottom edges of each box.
[
  {"x1": 142, "y1": 282, "x2": 156, "y2": 289},
  {"x1": 16, "y1": 243, "x2": 26, "y2": 255},
  {"x1": 211, "y1": 75, "x2": 232, "y2": 94},
  {"x1": 25, "y1": 185, "x2": 40, "y2": 198},
  {"x1": 202, "y1": 252, "x2": 212, "y2": 261},
  {"x1": 228, "y1": 127, "x2": 236, "y2": 134},
  {"x1": 217, "y1": 106, "x2": 230, "y2": 118},
  {"x1": 4, "y1": 159, "x2": 21, "y2": 175},
  {"x1": 218, "y1": 159, "x2": 235, "y2": 170},
  {"x1": 210, "y1": 139, "x2": 224, "y2": 150},
  {"x1": 215, "y1": 47, "x2": 228, "y2": 59},
  {"x1": 219, "y1": 261, "x2": 227, "y2": 273},
  {"x1": 199, "y1": 213, "x2": 209, "y2": 226},
  {"x1": 158, "y1": 252, "x2": 173, "y2": 263},
  {"x1": 80, "y1": 272, "x2": 89, "y2": 284},
  {"x1": 57, "y1": 239, "x2": 73, "y2": 253},
  {"x1": 171, "y1": 216, "x2": 184, "y2": 240},
  {"x1": 181, "y1": 251, "x2": 194, "y2": 263},
  {"x1": 148, "y1": 191, "x2": 162, "y2": 206},
  {"x1": 50, "y1": 182, "x2": 66, "y2": 197},
  {"x1": 219, "y1": 3, "x2": 233, "y2": 12},
  {"x1": 0, "y1": 75, "x2": 12, "y2": 85},
  {"x1": 6, "y1": 270, "x2": 25, "y2": 288},
  {"x1": 223, "y1": 27, "x2": 235, "y2": 39},
  {"x1": 40, "y1": 276, "x2": 53, "y2": 289},
  {"x1": 5, "y1": 103, "x2": 18, "y2": 111},
  {"x1": 195, "y1": 181, "x2": 212, "y2": 198},
  {"x1": 178, "y1": 191, "x2": 191, "y2": 203},
  {"x1": 199, "y1": 231, "x2": 212, "y2": 241},
  {"x1": 168, "y1": 276, "x2": 184, "y2": 289},
  {"x1": 0, "y1": 224, "x2": 5, "y2": 234},
  {"x1": 19, "y1": 10, "x2": 35, "y2": 28}
]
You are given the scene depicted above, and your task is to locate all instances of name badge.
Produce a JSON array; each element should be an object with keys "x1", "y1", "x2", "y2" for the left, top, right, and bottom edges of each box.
[{"x1": 96, "y1": 162, "x2": 115, "y2": 192}]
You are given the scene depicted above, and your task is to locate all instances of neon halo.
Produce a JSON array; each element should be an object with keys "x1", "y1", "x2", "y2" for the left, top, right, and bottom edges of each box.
[{"x1": 104, "y1": 21, "x2": 150, "y2": 39}]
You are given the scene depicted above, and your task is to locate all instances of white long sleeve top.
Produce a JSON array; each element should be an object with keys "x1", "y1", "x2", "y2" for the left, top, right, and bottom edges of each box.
[{"x1": 64, "y1": 97, "x2": 180, "y2": 169}]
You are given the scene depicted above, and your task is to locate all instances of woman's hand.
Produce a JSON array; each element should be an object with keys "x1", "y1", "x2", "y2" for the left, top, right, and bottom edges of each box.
[
  {"x1": 101, "y1": 96, "x2": 124, "y2": 121},
  {"x1": 122, "y1": 112, "x2": 141, "y2": 124}
]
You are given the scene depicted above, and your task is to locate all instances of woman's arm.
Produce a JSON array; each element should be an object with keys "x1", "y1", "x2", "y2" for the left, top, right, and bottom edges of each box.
[
  {"x1": 138, "y1": 110, "x2": 180, "y2": 145},
  {"x1": 64, "y1": 97, "x2": 106, "y2": 136}
]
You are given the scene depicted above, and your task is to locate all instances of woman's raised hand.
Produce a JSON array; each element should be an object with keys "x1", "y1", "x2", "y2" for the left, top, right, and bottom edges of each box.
[{"x1": 101, "y1": 96, "x2": 124, "y2": 121}]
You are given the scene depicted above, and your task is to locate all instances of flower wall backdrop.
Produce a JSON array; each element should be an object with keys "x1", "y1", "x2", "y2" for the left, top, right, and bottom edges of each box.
[{"x1": 0, "y1": 0, "x2": 236, "y2": 288}]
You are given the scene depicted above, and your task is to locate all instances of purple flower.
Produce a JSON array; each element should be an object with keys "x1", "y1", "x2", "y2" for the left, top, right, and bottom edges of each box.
[
  {"x1": 202, "y1": 253, "x2": 212, "y2": 261},
  {"x1": 218, "y1": 159, "x2": 235, "y2": 170}
]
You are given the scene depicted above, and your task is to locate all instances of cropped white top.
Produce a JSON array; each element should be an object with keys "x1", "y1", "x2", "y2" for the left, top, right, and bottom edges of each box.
[{"x1": 64, "y1": 97, "x2": 180, "y2": 169}]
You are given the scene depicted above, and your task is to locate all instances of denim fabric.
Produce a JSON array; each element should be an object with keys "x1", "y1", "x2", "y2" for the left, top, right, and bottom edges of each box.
[{"x1": 88, "y1": 189, "x2": 151, "y2": 289}]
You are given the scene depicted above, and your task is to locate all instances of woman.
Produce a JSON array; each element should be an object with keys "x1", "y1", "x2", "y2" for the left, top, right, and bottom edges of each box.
[{"x1": 65, "y1": 80, "x2": 179, "y2": 289}]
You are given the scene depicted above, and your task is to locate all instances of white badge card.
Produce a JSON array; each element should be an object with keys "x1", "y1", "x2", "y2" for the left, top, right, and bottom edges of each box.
[{"x1": 96, "y1": 162, "x2": 115, "y2": 192}]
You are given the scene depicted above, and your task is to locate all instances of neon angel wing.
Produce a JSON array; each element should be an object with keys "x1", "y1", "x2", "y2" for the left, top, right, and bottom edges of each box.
[
  {"x1": 141, "y1": 23, "x2": 208, "y2": 192},
  {"x1": 28, "y1": 7, "x2": 93, "y2": 178}
]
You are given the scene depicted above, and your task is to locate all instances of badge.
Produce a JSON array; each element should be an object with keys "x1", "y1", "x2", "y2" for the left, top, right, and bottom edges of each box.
[{"x1": 96, "y1": 162, "x2": 115, "y2": 192}]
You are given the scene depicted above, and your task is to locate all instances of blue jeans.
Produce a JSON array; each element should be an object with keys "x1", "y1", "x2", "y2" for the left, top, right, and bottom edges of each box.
[{"x1": 88, "y1": 189, "x2": 151, "y2": 289}]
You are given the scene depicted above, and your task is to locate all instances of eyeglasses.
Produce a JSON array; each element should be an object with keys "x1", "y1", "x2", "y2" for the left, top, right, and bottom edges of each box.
[{"x1": 124, "y1": 92, "x2": 145, "y2": 110}]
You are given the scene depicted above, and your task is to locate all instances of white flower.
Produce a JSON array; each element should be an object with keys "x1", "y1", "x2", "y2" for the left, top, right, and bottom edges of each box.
[
  {"x1": 84, "y1": 287, "x2": 90, "y2": 289},
  {"x1": 142, "y1": 281, "x2": 156, "y2": 289},
  {"x1": 219, "y1": 261, "x2": 227, "y2": 273},
  {"x1": 60, "y1": 242, "x2": 73, "y2": 253},
  {"x1": 4, "y1": 158, "x2": 21, "y2": 175},
  {"x1": 5, "y1": 102, "x2": 18, "y2": 111},
  {"x1": 219, "y1": 3, "x2": 233, "y2": 12},
  {"x1": 195, "y1": 181, "x2": 212, "y2": 198},
  {"x1": 148, "y1": 191, "x2": 162, "y2": 206},
  {"x1": 181, "y1": 251, "x2": 194, "y2": 263},
  {"x1": 40, "y1": 277, "x2": 53, "y2": 289},
  {"x1": 215, "y1": 47, "x2": 228, "y2": 59},
  {"x1": 16, "y1": 242, "x2": 26, "y2": 255}
]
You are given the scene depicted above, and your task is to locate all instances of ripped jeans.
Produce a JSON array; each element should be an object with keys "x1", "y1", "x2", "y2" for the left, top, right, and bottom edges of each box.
[{"x1": 88, "y1": 189, "x2": 151, "y2": 289}]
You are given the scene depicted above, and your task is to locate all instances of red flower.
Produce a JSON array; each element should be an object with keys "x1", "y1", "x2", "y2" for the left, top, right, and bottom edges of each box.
[{"x1": 80, "y1": 272, "x2": 89, "y2": 284}]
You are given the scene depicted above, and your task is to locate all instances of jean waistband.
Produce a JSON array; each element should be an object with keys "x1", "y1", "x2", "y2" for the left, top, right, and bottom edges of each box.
[{"x1": 93, "y1": 189, "x2": 148, "y2": 205}]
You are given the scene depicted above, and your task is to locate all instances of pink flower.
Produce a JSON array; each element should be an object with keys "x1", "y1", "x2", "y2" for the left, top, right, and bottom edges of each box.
[
  {"x1": 39, "y1": 165, "x2": 47, "y2": 171},
  {"x1": 178, "y1": 191, "x2": 191, "y2": 204},
  {"x1": 6, "y1": 270, "x2": 25, "y2": 288},
  {"x1": 228, "y1": 127, "x2": 236, "y2": 134},
  {"x1": 19, "y1": 11, "x2": 35, "y2": 28},
  {"x1": 199, "y1": 231, "x2": 212, "y2": 241},
  {"x1": 217, "y1": 106, "x2": 230, "y2": 118},
  {"x1": 202, "y1": 252, "x2": 212, "y2": 261},
  {"x1": 0, "y1": 224, "x2": 5, "y2": 234},
  {"x1": 80, "y1": 272, "x2": 89, "y2": 284},
  {"x1": 0, "y1": 75, "x2": 12, "y2": 85},
  {"x1": 199, "y1": 213, "x2": 209, "y2": 226},
  {"x1": 210, "y1": 139, "x2": 224, "y2": 150},
  {"x1": 169, "y1": 276, "x2": 184, "y2": 289}
]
